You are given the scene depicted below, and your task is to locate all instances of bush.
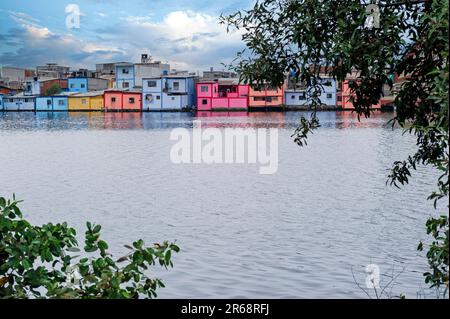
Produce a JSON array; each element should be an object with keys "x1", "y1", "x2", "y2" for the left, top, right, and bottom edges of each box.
[{"x1": 0, "y1": 195, "x2": 179, "y2": 299}]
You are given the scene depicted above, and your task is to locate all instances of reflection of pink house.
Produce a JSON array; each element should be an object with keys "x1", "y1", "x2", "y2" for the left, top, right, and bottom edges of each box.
[
  {"x1": 104, "y1": 90, "x2": 142, "y2": 111},
  {"x1": 196, "y1": 82, "x2": 249, "y2": 111}
]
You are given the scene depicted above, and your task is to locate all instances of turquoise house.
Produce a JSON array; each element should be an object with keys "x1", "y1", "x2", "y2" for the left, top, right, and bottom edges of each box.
[
  {"x1": 115, "y1": 63, "x2": 135, "y2": 89},
  {"x1": 68, "y1": 77, "x2": 108, "y2": 93},
  {"x1": 36, "y1": 96, "x2": 69, "y2": 111},
  {"x1": 68, "y1": 77, "x2": 88, "y2": 93}
]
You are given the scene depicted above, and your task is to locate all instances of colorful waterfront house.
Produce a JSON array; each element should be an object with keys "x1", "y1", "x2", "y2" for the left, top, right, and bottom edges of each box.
[
  {"x1": 142, "y1": 76, "x2": 196, "y2": 111},
  {"x1": 284, "y1": 90, "x2": 308, "y2": 108},
  {"x1": 68, "y1": 77, "x2": 109, "y2": 93},
  {"x1": 104, "y1": 89, "x2": 142, "y2": 111},
  {"x1": 35, "y1": 95, "x2": 69, "y2": 111},
  {"x1": 68, "y1": 91, "x2": 105, "y2": 111},
  {"x1": 284, "y1": 78, "x2": 337, "y2": 107},
  {"x1": 196, "y1": 81, "x2": 249, "y2": 111},
  {"x1": 0, "y1": 93, "x2": 3, "y2": 111},
  {"x1": 341, "y1": 79, "x2": 381, "y2": 110},
  {"x1": 115, "y1": 63, "x2": 135, "y2": 89},
  {"x1": 2, "y1": 93, "x2": 36, "y2": 111},
  {"x1": 248, "y1": 84, "x2": 284, "y2": 108}
]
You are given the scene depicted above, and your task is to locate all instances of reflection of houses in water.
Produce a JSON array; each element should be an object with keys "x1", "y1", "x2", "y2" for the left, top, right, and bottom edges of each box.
[
  {"x1": 102, "y1": 112, "x2": 143, "y2": 129},
  {"x1": 194, "y1": 111, "x2": 286, "y2": 129},
  {"x1": 335, "y1": 110, "x2": 383, "y2": 129}
]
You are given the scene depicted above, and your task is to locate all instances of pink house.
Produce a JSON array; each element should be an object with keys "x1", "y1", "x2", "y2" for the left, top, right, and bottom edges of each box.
[
  {"x1": 196, "y1": 82, "x2": 249, "y2": 111},
  {"x1": 104, "y1": 90, "x2": 142, "y2": 111}
]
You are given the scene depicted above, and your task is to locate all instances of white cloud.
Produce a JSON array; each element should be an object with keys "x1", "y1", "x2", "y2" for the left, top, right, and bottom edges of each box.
[
  {"x1": 121, "y1": 10, "x2": 244, "y2": 69},
  {"x1": 1, "y1": 10, "x2": 245, "y2": 71}
]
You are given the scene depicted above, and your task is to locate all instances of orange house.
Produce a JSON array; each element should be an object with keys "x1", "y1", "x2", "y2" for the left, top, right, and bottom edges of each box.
[
  {"x1": 248, "y1": 84, "x2": 284, "y2": 108},
  {"x1": 104, "y1": 90, "x2": 142, "y2": 111}
]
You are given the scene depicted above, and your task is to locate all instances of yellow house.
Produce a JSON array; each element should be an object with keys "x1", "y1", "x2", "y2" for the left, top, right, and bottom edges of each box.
[{"x1": 68, "y1": 91, "x2": 105, "y2": 111}]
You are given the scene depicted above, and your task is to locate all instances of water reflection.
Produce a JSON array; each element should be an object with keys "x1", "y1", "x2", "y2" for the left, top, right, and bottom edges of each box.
[{"x1": 0, "y1": 111, "x2": 396, "y2": 131}]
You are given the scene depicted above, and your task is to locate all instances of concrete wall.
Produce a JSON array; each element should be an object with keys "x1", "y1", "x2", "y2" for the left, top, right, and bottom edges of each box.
[
  {"x1": 88, "y1": 78, "x2": 109, "y2": 91},
  {"x1": 134, "y1": 64, "x2": 170, "y2": 88}
]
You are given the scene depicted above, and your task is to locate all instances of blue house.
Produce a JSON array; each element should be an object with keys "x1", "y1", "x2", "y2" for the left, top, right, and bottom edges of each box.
[
  {"x1": 68, "y1": 77, "x2": 109, "y2": 93},
  {"x1": 142, "y1": 76, "x2": 196, "y2": 111},
  {"x1": 68, "y1": 78, "x2": 88, "y2": 93},
  {"x1": 115, "y1": 63, "x2": 135, "y2": 89},
  {"x1": 0, "y1": 94, "x2": 3, "y2": 111},
  {"x1": 285, "y1": 77, "x2": 337, "y2": 107},
  {"x1": 36, "y1": 96, "x2": 69, "y2": 111}
]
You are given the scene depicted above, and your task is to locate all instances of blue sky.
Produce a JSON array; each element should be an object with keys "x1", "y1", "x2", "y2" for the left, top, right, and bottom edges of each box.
[{"x1": 0, "y1": 0, "x2": 252, "y2": 72}]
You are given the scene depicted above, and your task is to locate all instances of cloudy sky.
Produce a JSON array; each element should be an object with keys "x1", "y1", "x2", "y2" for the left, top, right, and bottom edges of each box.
[{"x1": 0, "y1": 0, "x2": 252, "y2": 72}]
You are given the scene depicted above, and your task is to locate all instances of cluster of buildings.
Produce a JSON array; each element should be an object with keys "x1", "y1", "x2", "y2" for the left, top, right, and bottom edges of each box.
[{"x1": 0, "y1": 55, "x2": 396, "y2": 112}]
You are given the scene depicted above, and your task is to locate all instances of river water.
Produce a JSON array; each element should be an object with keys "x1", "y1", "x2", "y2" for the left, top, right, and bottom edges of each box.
[{"x1": 0, "y1": 111, "x2": 441, "y2": 298}]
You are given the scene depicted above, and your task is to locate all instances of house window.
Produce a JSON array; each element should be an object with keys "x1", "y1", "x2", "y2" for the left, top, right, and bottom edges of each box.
[
  {"x1": 111, "y1": 97, "x2": 116, "y2": 103},
  {"x1": 202, "y1": 99, "x2": 208, "y2": 105},
  {"x1": 129, "y1": 97, "x2": 135, "y2": 104},
  {"x1": 200, "y1": 85, "x2": 209, "y2": 92},
  {"x1": 299, "y1": 94, "x2": 306, "y2": 100},
  {"x1": 70, "y1": 84, "x2": 75, "y2": 88},
  {"x1": 58, "y1": 100, "x2": 65, "y2": 106},
  {"x1": 47, "y1": 99, "x2": 52, "y2": 106},
  {"x1": 337, "y1": 96, "x2": 342, "y2": 102},
  {"x1": 156, "y1": 96, "x2": 160, "y2": 100},
  {"x1": 81, "y1": 83, "x2": 86, "y2": 88},
  {"x1": 25, "y1": 98, "x2": 33, "y2": 103},
  {"x1": 147, "y1": 81, "x2": 157, "y2": 87},
  {"x1": 171, "y1": 97, "x2": 175, "y2": 101},
  {"x1": 123, "y1": 82, "x2": 130, "y2": 88},
  {"x1": 145, "y1": 94, "x2": 154, "y2": 102},
  {"x1": 81, "y1": 99, "x2": 87, "y2": 105},
  {"x1": 291, "y1": 95, "x2": 295, "y2": 99},
  {"x1": 173, "y1": 82, "x2": 179, "y2": 90},
  {"x1": 326, "y1": 93, "x2": 333, "y2": 99},
  {"x1": 122, "y1": 69, "x2": 129, "y2": 74}
]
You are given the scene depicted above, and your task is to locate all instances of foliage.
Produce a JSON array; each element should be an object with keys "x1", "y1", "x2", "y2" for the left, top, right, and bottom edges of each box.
[
  {"x1": 46, "y1": 84, "x2": 62, "y2": 96},
  {"x1": 0, "y1": 196, "x2": 179, "y2": 299},
  {"x1": 221, "y1": 0, "x2": 448, "y2": 295},
  {"x1": 418, "y1": 215, "x2": 449, "y2": 295}
]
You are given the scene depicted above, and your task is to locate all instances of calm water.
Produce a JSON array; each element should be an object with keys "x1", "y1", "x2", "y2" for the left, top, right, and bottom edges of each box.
[{"x1": 0, "y1": 111, "x2": 441, "y2": 298}]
